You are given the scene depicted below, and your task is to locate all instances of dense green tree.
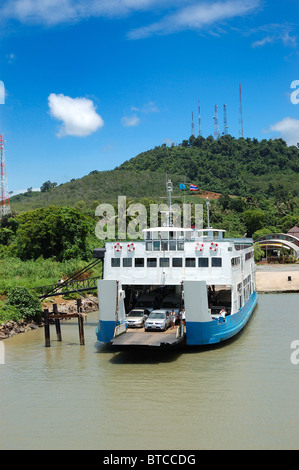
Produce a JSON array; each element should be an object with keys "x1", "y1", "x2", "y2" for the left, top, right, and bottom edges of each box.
[
  {"x1": 13, "y1": 206, "x2": 93, "y2": 261},
  {"x1": 242, "y1": 209, "x2": 265, "y2": 237},
  {"x1": 40, "y1": 180, "x2": 57, "y2": 192}
]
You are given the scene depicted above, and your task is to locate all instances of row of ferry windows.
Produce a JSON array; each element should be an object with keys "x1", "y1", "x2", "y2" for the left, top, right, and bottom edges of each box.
[
  {"x1": 111, "y1": 257, "x2": 222, "y2": 268},
  {"x1": 146, "y1": 240, "x2": 184, "y2": 251}
]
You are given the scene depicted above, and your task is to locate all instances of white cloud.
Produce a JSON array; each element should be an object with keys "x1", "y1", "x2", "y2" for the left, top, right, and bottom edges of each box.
[
  {"x1": 48, "y1": 93, "x2": 104, "y2": 137},
  {"x1": 269, "y1": 117, "x2": 299, "y2": 146},
  {"x1": 0, "y1": 0, "x2": 179, "y2": 25},
  {"x1": 252, "y1": 28, "x2": 297, "y2": 49},
  {"x1": 127, "y1": 0, "x2": 261, "y2": 39},
  {"x1": 121, "y1": 101, "x2": 159, "y2": 127},
  {"x1": 252, "y1": 36, "x2": 274, "y2": 48},
  {"x1": 121, "y1": 114, "x2": 140, "y2": 127}
]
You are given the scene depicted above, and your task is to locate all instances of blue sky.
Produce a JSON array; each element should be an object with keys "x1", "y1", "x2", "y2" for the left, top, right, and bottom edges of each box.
[{"x1": 0, "y1": 0, "x2": 299, "y2": 194}]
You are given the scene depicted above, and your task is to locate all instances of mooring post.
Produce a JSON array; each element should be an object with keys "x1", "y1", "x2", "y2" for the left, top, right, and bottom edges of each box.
[
  {"x1": 53, "y1": 303, "x2": 62, "y2": 341},
  {"x1": 44, "y1": 308, "x2": 50, "y2": 347},
  {"x1": 76, "y1": 299, "x2": 85, "y2": 345},
  {"x1": 78, "y1": 314, "x2": 85, "y2": 345}
]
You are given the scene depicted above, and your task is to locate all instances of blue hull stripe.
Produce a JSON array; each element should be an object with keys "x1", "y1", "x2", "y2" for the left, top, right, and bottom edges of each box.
[
  {"x1": 96, "y1": 320, "x2": 115, "y2": 343},
  {"x1": 96, "y1": 292, "x2": 258, "y2": 346},
  {"x1": 186, "y1": 292, "x2": 258, "y2": 345}
]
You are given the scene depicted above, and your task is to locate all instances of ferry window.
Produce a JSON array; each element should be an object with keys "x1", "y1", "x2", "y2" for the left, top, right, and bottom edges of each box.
[
  {"x1": 111, "y1": 258, "x2": 120, "y2": 267},
  {"x1": 161, "y1": 240, "x2": 168, "y2": 251},
  {"x1": 231, "y1": 257, "x2": 240, "y2": 267},
  {"x1": 159, "y1": 231, "x2": 168, "y2": 240},
  {"x1": 172, "y1": 258, "x2": 183, "y2": 267},
  {"x1": 159, "y1": 257, "x2": 170, "y2": 267},
  {"x1": 146, "y1": 241, "x2": 152, "y2": 251},
  {"x1": 185, "y1": 257, "x2": 196, "y2": 267},
  {"x1": 169, "y1": 231, "x2": 175, "y2": 240},
  {"x1": 146, "y1": 232, "x2": 151, "y2": 240},
  {"x1": 211, "y1": 257, "x2": 222, "y2": 267},
  {"x1": 153, "y1": 240, "x2": 160, "y2": 251},
  {"x1": 245, "y1": 251, "x2": 253, "y2": 261},
  {"x1": 198, "y1": 257, "x2": 209, "y2": 267},
  {"x1": 147, "y1": 258, "x2": 157, "y2": 267},
  {"x1": 123, "y1": 258, "x2": 132, "y2": 267},
  {"x1": 177, "y1": 241, "x2": 184, "y2": 251},
  {"x1": 135, "y1": 258, "x2": 144, "y2": 268},
  {"x1": 169, "y1": 240, "x2": 176, "y2": 251}
]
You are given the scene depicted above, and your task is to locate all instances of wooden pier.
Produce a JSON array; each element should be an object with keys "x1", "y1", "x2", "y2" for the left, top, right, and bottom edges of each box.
[{"x1": 43, "y1": 299, "x2": 85, "y2": 347}]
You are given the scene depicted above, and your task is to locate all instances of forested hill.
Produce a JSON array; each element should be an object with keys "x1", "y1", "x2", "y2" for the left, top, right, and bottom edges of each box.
[
  {"x1": 10, "y1": 135, "x2": 299, "y2": 216},
  {"x1": 118, "y1": 135, "x2": 299, "y2": 199}
]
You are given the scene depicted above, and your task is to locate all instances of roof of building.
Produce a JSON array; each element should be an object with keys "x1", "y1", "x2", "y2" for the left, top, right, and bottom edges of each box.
[{"x1": 288, "y1": 226, "x2": 299, "y2": 235}]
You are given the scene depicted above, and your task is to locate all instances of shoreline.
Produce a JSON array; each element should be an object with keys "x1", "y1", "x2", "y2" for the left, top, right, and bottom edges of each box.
[
  {"x1": 1, "y1": 269, "x2": 299, "y2": 339},
  {"x1": 256, "y1": 263, "x2": 299, "y2": 293},
  {"x1": 0, "y1": 295, "x2": 98, "y2": 340}
]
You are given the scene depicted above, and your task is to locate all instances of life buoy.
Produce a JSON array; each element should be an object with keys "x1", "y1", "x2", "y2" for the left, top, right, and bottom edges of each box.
[
  {"x1": 127, "y1": 243, "x2": 135, "y2": 252},
  {"x1": 195, "y1": 242, "x2": 204, "y2": 252},
  {"x1": 210, "y1": 242, "x2": 218, "y2": 252},
  {"x1": 114, "y1": 242, "x2": 122, "y2": 252}
]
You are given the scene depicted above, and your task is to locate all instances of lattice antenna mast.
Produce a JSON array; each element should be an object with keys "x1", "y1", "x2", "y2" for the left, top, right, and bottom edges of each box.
[
  {"x1": 191, "y1": 111, "x2": 195, "y2": 136},
  {"x1": 198, "y1": 100, "x2": 202, "y2": 137},
  {"x1": 223, "y1": 104, "x2": 228, "y2": 135},
  {"x1": 0, "y1": 134, "x2": 11, "y2": 218},
  {"x1": 213, "y1": 105, "x2": 219, "y2": 139},
  {"x1": 239, "y1": 83, "x2": 244, "y2": 138}
]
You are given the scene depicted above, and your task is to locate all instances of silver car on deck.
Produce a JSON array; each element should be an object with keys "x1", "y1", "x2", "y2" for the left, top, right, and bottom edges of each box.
[
  {"x1": 126, "y1": 309, "x2": 150, "y2": 328},
  {"x1": 144, "y1": 309, "x2": 172, "y2": 332}
]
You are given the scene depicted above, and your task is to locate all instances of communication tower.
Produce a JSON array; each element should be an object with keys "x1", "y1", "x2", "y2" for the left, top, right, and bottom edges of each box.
[
  {"x1": 198, "y1": 100, "x2": 202, "y2": 137},
  {"x1": 0, "y1": 134, "x2": 11, "y2": 218},
  {"x1": 191, "y1": 111, "x2": 195, "y2": 136},
  {"x1": 223, "y1": 104, "x2": 228, "y2": 135},
  {"x1": 213, "y1": 105, "x2": 220, "y2": 139}
]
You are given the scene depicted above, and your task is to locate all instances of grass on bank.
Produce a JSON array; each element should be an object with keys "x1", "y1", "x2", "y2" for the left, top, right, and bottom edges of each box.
[{"x1": 0, "y1": 257, "x2": 102, "y2": 324}]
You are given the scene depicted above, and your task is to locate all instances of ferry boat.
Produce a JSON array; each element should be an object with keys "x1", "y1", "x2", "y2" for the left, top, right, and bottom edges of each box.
[{"x1": 94, "y1": 180, "x2": 258, "y2": 348}]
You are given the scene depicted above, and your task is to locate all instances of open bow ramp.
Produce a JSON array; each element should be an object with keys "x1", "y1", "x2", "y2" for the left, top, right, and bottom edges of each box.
[{"x1": 111, "y1": 327, "x2": 185, "y2": 349}]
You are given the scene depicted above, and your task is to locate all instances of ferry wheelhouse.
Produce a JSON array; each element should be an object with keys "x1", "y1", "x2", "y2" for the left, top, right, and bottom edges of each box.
[{"x1": 95, "y1": 183, "x2": 258, "y2": 347}]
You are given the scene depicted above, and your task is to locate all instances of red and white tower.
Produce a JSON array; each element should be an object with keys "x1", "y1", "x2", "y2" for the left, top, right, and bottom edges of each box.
[{"x1": 0, "y1": 134, "x2": 11, "y2": 218}]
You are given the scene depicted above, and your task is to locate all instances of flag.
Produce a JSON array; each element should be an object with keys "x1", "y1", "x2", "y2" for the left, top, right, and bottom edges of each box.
[
  {"x1": 190, "y1": 184, "x2": 198, "y2": 191},
  {"x1": 179, "y1": 183, "x2": 186, "y2": 189}
]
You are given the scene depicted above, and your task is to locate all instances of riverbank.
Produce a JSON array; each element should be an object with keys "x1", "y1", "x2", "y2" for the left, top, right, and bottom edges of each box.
[
  {"x1": 256, "y1": 264, "x2": 299, "y2": 293},
  {"x1": 1, "y1": 268, "x2": 299, "y2": 339},
  {"x1": 0, "y1": 294, "x2": 98, "y2": 340}
]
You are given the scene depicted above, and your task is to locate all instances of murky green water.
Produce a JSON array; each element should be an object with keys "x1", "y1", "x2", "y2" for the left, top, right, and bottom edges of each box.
[{"x1": 1, "y1": 293, "x2": 299, "y2": 450}]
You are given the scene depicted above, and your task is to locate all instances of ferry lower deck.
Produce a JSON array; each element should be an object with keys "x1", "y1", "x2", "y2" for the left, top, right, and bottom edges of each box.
[{"x1": 111, "y1": 325, "x2": 186, "y2": 349}]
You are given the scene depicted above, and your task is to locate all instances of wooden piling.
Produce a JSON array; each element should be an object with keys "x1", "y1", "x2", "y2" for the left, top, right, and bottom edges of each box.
[
  {"x1": 44, "y1": 309, "x2": 50, "y2": 347},
  {"x1": 43, "y1": 303, "x2": 85, "y2": 347},
  {"x1": 53, "y1": 303, "x2": 62, "y2": 341},
  {"x1": 77, "y1": 299, "x2": 85, "y2": 345},
  {"x1": 78, "y1": 314, "x2": 85, "y2": 345}
]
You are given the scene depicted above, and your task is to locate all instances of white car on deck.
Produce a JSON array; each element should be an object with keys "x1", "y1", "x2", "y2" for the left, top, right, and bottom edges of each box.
[
  {"x1": 126, "y1": 309, "x2": 150, "y2": 328},
  {"x1": 144, "y1": 309, "x2": 173, "y2": 332}
]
